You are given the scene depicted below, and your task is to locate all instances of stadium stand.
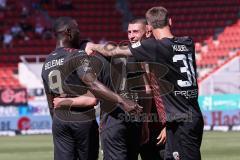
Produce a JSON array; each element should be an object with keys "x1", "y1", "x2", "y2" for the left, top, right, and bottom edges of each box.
[
  {"x1": 0, "y1": 66, "x2": 21, "y2": 88},
  {"x1": 0, "y1": 0, "x2": 126, "y2": 64},
  {"x1": 0, "y1": 0, "x2": 239, "y2": 87},
  {"x1": 0, "y1": 0, "x2": 239, "y2": 142},
  {"x1": 197, "y1": 21, "x2": 240, "y2": 78},
  {"x1": 129, "y1": 0, "x2": 240, "y2": 78}
]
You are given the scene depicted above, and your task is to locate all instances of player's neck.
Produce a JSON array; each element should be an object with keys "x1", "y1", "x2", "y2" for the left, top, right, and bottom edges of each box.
[
  {"x1": 152, "y1": 27, "x2": 174, "y2": 40},
  {"x1": 56, "y1": 40, "x2": 74, "y2": 49}
]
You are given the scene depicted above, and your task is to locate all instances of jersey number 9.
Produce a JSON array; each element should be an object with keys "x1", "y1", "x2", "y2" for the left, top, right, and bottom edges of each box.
[{"x1": 48, "y1": 70, "x2": 64, "y2": 94}]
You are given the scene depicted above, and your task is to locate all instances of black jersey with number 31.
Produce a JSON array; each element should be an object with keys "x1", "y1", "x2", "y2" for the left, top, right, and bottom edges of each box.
[{"x1": 129, "y1": 37, "x2": 203, "y2": 122}]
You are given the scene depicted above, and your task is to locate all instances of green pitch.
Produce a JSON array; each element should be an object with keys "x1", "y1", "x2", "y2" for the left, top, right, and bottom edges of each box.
[{"x1": 0, "y1": 131, "x2": 239, "y2": 160}]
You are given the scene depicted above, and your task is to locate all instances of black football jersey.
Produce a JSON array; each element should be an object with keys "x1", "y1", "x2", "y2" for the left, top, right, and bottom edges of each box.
[
  {"x1": 42, "y1": 46, "x2": 117, "y2": 120},
  {"x1": 42, "y1": 48, "x2": 90, "y2": 96},
  {"x1": 41, "y1": 48, "x2": 92, "y2": 114},
  {"x1": 129, "y1": 37, "x2": 203, "y2": 121}
]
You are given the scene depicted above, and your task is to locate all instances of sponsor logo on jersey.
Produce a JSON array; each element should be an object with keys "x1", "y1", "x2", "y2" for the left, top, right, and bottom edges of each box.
[
  {"x1": 173, "y1": 151, "x2": 180, "y2": 160},
  {"x1": 174, "y1": 89, "x2": 198, "y2": 99},
  {"x1": 131, "y1": 41, "x2": 141, "y2": 48},
  {"x1": 78, "y1": 50, "x2": 85, "y2": 53}
]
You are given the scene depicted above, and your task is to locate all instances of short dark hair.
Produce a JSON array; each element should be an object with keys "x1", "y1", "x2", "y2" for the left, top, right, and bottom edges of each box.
[
  {"x1": 129, "y1": 18, "x2": 147, "y2": 25},
  {"x1": 145, "y1": 7, "x2": 169, "y2": 29},
  {"x1": 53, "y1": 16, "x2": 74, "y2": 33}
]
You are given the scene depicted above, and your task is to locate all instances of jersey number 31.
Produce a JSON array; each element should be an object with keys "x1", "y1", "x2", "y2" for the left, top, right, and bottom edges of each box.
[{"x1": 173, "y1": 54, "x2": 196, "y2": 87}]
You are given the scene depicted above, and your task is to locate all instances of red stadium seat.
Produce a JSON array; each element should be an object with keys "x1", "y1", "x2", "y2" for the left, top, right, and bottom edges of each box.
[{"x1": 0, "y1": 0, "x2": 239, "y2": 81}]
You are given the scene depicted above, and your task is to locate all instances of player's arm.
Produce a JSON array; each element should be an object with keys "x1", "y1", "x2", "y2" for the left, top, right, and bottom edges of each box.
[
  {"x1": 77, "y1": 68, "x2": 142, "y2": 114},
  {"x1": 86, "y1": 39, "x2": 156, "y2": 63},
  {"x1": 53, "y1": 91, "x2": 98, "y2": 108},
  {"x1": 85, "y1": 42, "x2": 132, "y2": 56},
  {"x1": 141, "y1": 63, "x2": 152, "y2": 94}
]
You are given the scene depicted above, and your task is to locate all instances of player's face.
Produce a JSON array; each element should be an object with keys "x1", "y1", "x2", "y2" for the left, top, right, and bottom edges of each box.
[{"x1": 128, "y1": 23, "x2": 146, "y2": 44}]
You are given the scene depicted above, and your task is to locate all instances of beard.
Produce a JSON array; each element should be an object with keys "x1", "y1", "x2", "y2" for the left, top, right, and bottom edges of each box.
[{"x1": 71, "y1": 34, "x2": 80, "y2": 48}]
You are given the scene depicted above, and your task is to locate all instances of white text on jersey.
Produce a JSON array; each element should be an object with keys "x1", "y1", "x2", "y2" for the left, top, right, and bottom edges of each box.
[
  {"x1": 172, "y1": 45, "x2": 189, "y2": 52},
  {"x1": 45, "y1": 58, "x2": 64, "y2": 70}
]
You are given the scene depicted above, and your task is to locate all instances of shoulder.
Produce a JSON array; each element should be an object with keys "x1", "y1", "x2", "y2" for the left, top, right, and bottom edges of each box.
[
  {"x1": 88, "y1": 53, "x2": 110, "y2": 71},
  {"x1": 71, "y1": 49, "x2": 86, "y2": 56},
  {"x1": 174, "y1": 36, "x2": 194, "y2": 45},
  {"x1": 135, "y1": 38, "x2": 156, "y2": 48},
  {"x1": 67, "y1": 49, "x2": 88, "y2": 60},
  {"x1": 92, "y1": 53, "x2": 109, "y2": 63},
  {"x1": 60, "y1": 49, "x2": 89, "y2": 70},
  {"x1": 42, "y1": 50, "x2": 56, "y2": 69},
  {"x1": 128, "y1": 38, "x2": 158, "y2": 62},
  {"x1": 130, "y1": 38, "x2": 157, "y2": 51},
  {"x1": 45, "y1": 50, "x2": 56, "y2": 59}
]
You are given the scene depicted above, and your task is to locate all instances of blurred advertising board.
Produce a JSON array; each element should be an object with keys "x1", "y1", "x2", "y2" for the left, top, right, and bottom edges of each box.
[
  {"x1": 0, "y1": 100, "x2": 50, "y2": 117},
  {"x1": 199, "y1": 94, "x2": 240, "y2": 126},
  {"x1": 0, "y1": 99, "x2": 51, "y2": 131},
  {"x1": 0, "y1": 115, "x2": 51, "y2": 131},
  {"x1": 0, "y1": 88, "x2": 27, "y2": 105}
]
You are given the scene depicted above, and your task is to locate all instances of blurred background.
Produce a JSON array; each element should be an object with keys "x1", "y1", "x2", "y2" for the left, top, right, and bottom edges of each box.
[{"x1": 0, "y1": 0, "x2": 240, "y2": 159}]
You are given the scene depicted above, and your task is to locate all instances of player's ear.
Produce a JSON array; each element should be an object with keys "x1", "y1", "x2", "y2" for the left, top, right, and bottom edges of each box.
[
  {"x1": 146, "y1": 24, "x2": 153, "y2": 31},
  {"x1": 168, "y1": 18, "x2": 172, "y2": 27},
  {"x1": 146, "y1": 25, "x2": 153, "y2": 38},
  {"x1": 146, "y1": 28, "x2": 152, "y2": 38}
]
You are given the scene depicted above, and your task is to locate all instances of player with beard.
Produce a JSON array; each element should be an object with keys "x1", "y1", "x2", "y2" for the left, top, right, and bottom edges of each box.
[{"x1": 42, "y1": 17, "x2": 141, "y2": 160}]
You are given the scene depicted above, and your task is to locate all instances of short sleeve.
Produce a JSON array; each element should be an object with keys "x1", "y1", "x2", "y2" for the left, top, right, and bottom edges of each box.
[
  {"x1": 41, "y1": 68, "x2": 50, "y2": 94},
  {"x1": 129, "y1": 38, "x2": 157, "y2": 62},
  {"x1": 42, "y1": 78, "x2": 50, "y2": 94},
  {"x1": 93, "y1": 54, "x2": 113, "y2": 90},
  {"x1": 60, "y1": 50, "x2": 94, "y2": 79}
]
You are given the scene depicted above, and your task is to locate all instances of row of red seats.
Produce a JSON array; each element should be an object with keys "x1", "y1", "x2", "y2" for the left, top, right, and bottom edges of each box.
[
  {"x1": 0, "y1": 67, "x2": 22, "y2": 88},
  {"x1": 0, "y1": 55, "x2": 21, "y2": 64},
  {"x1": 13, "y1": 39, "x2": 55, "y2": 47},
  {"x1": 72, "y1": 0, "x2": 114, "y2": 3},
  {"x1": 197, "y1": 19, "x2": 240, "y2": 68},
  {"x1": 208, "y1": 43, "x2": 240, "y2": 51},
  {"x1": 132, "y1": 0, "x2": 239, "y2": 8},
  {"x1": 174, "y1": 21, "x2": 226, "y2": 29},
  {"x1": 197, "y1": 58, "x2": 218, "y2": 66},
  {"x1": 0, "y1": 47, "x2": 52, "y2": 55},
  {"x1": 48, "y1": 10, "x2": 120, "y2": 17},
  {"x1": 1, "y1": 0, "x2": 239, "y2": 71}
]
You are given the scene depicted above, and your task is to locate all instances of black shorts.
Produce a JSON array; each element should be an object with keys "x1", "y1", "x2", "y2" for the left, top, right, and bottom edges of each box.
[
  {"x1": 140, "y1": 142, "x2": 165, "y2": 160},
  {"x1": 165, "y1": 117, "x2": 204, "y2": 160},
  {"x1": 139, "y1": 123, "x2": 165, "y2": 160},
  {"x1": 100, "y1": 115, "x2": 142, "y2": 160},
  {"x1": 52, "y1": 115, "x2": 99, "y2": 160}
]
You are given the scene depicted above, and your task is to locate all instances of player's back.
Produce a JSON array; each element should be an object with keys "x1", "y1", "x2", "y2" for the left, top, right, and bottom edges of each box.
[
  {"x1": 42, "y1": 47, "x2": 69, "y2": 97},
  {"x1": 42, "y1": 47, "x2": 100, "y2": 123},
  {"x1": 42, "y1": 47, "x2": 90, "y2": 111},
  {"x1": 155, "y1": 37, "x2": 202, "y2": 121}
]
